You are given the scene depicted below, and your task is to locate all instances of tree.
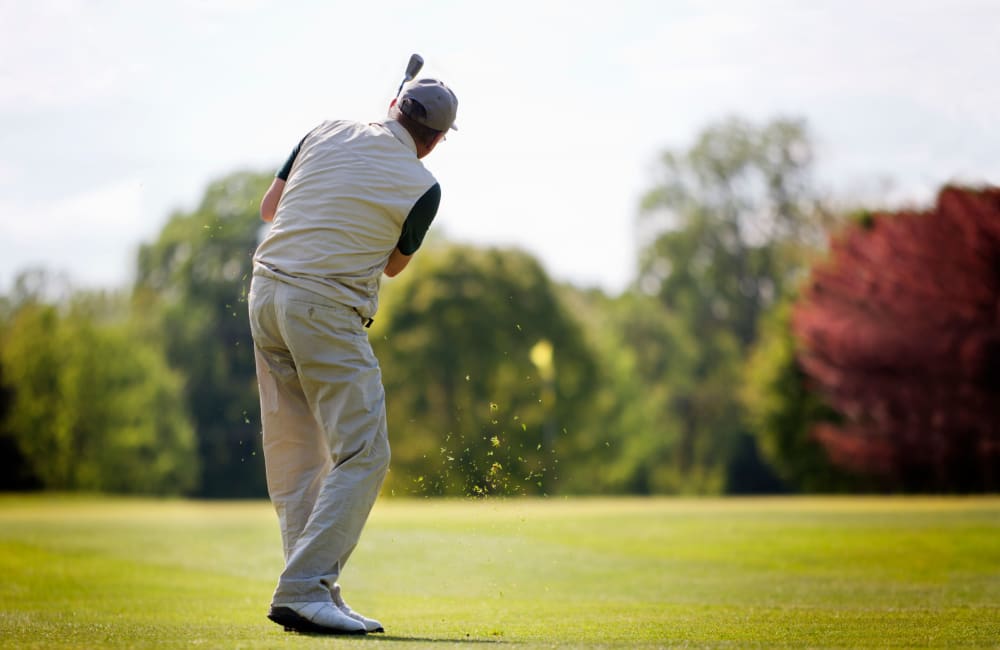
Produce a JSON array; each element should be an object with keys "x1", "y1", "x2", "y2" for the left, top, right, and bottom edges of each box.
[
  {"x1": 792, "y1": 186, "x2": 1000, "y2": 491},
  {"x1": 639, "y1": 117, "x2": 824, "y2": 348},
  {"x1": 0, "y1": 357, "x2": 36, "y2": 490},
  {"x1": 742, "y1": 298, "x2": 861, "y2": 492},
  {"x1": 635, "y1": 117, "x2": 824, "y2": 492},
  {"x1": 0, "y1": 282, "x2": 197, "y2": 494},
  {"x1": 372, "y1": 243, "x2": 600, "y2": 496},
  {"x1": 559, "y1": 287, "x2": 700, "y2": 493},
  {"x1": 133, "y1": 171, "x2": 270, "y2": 497}
]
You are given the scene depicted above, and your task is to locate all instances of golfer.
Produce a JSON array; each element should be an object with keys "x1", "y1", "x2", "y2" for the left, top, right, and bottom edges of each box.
[{"x1": 248, "y1": 78, "x2": 458, "y2": 635}]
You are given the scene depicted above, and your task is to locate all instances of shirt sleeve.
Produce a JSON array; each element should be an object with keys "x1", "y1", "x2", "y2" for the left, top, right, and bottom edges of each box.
[
  {"x1": 397, "y1": 183, "x2": 441, "y2": 255},
  {"x1": 276, "y1": 133, "x2": 309, "y2": 180}
]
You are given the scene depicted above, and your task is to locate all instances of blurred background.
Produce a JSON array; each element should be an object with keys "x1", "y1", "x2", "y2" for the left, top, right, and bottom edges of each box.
[{"x1": 1, "y1": 0, "x2": 997, "y2": 497}]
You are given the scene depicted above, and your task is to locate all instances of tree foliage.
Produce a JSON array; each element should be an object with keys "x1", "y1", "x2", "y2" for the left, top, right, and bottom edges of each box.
[
  {"x1": 373, "y1": 243, "x2": 599, "y2": 496},
  {"x1": 0, "y1": 279, "x2": 197, "y2": 494},
  {"x1": 635, "y1": 117, "x2": 824, "y2": 492},
  {"x1": 792, "y1": 186, "x2": 1000, "y2": 491},
  {"x1": 639, "y1": 117, "x2": 823, "y2": 347},
  {"x1": 559, "y1": 287, "x2": 699, "y2": 493},
  {"x1": 133, "y1": 171, "x2": 270, "y2": 497},
  {"x1": 742, "y1": 298, "x2": 860, "y2": 491}
]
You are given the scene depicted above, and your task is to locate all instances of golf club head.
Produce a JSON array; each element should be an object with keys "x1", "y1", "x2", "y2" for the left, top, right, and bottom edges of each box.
[
  {"x1": 396, "y1": 53, "x2": 425, "y2": 97},
  {"x1": 404, "y1": 53, "x2": 424, "y2": 83}
]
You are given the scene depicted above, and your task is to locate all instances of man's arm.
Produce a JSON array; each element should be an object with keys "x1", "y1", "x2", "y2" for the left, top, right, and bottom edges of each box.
[
  {"x1": 384, "y1": 247, "x2": 413, "y2": 277},
  {"x1": 261, "y1": 132, "x2": 310, "y2": 222},
  {"x1": 260, "y1": 178, "x2": 285, "y2": 223},
  {"x1": 385, "y1": 183, "x2": 441, "y2": 277}
]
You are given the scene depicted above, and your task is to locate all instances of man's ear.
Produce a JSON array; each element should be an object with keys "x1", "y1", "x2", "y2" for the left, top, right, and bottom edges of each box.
[{"x1": 388, "y1": 98, "x2": 397, "y2": 110}]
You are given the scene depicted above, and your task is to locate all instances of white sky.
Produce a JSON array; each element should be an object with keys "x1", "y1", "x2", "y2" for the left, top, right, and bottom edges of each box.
[{"x1": 2, "y1": 0, "x2": 999, "y2": 294}]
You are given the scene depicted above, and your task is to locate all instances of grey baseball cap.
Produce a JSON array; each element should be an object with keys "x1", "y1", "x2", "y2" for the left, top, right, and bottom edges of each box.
[{"x1": 399, "y1": 78, "x2": 458, "y2": 132}]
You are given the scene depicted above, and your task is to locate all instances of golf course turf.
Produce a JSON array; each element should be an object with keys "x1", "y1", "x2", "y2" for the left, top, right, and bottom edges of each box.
[{"x1": 0, "y1": 495, "x2": 997, "y2": 648}]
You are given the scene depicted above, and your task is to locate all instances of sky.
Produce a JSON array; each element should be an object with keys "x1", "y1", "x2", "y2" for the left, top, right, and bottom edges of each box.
[{"x1": 2, "y1": 0, "x2": 999, "y2": 295}]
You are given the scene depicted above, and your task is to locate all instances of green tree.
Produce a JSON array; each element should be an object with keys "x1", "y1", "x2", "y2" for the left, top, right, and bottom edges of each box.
[
  {"x1": 133, "y1": 171, "x2": 270, "y2": 497},
  {"x1": 635, "y1": 117, "x2": 825, "y2": 492},
  {"x1": 372, "y1": 243, "x2": 599, "y2": 496},
  {"x1": 558, "y1": 287, "x2": 700, "y2": 493},
  {"x1": 0, "y1": 281, "x2": 197, "y2": 494},
  {"x1": 742, "y1": 298, "x2": 858, "y2": 491},
  {"x1": 639, "y1": 117, "x2": 822, "y2": 347},
  {"x1": 0, "y1": 357, "x2": 34, "y2": 490}
]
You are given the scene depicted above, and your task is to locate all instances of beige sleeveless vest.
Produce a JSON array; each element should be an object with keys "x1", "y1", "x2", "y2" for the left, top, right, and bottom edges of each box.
[{"x1": 254, "y1": 119, "x2": 437, "y2": 319}]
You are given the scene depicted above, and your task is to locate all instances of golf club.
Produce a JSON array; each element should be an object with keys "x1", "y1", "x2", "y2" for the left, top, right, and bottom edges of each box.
[{"x1": 396, "y1": 53, "x2": 424, "y2": 97}]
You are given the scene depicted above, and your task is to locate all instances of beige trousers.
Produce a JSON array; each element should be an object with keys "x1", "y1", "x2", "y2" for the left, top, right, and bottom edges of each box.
[{"x1": 248, "y1": 271, "x2": 390, "y2": 605}]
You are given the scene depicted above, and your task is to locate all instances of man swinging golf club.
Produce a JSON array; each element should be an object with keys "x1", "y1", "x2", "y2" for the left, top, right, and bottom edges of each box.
[{"x1": 248, "y1": 56, "x2": 457, "y2": 635}]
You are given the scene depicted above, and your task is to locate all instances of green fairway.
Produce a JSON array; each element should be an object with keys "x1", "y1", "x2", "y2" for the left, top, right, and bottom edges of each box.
[{"x1": 0, "y1": 496, "x2": 997, "y2": 648}]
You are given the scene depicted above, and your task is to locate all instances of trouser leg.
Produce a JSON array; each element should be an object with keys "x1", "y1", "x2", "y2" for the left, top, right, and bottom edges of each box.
[
  {"x1": 273, "y1": 417, "x2": 390, "y2": 604},
  {"x1": 250, "y1": 275, "x2": 333, "y2": 561},
  {"x1": 263, "y1": 286, "x2": 390, "y2": 605},
  {"x1": 254, "y1": 347, "x2": 332, "y2": 561}
]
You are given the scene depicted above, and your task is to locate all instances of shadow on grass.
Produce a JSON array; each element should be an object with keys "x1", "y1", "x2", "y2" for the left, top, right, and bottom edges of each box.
[
  {"x1": 287, "y1": 632, "x2": 505, "y2": 644},
  {"x1": 374, "y1": 636, "x2": 505, "y2": 644}
]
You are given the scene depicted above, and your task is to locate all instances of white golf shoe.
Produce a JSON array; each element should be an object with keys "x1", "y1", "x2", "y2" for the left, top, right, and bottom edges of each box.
[
  {"x1": 267, "y1": 601, "x2": 367, "y2": 635},
  {"x1": 331, "y1": 583, "x2": 385, "y2": 633}
]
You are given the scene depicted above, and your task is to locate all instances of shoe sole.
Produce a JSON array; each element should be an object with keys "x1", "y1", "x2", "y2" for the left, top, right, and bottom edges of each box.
[{"x1": 267, "y1": 607, "x2": 367, "y2": 635}]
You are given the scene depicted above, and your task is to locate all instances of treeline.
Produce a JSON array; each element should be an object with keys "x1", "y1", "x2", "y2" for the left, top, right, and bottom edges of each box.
[{"x1": 2, "y1": 117, "x2": 996, "y2": 496}]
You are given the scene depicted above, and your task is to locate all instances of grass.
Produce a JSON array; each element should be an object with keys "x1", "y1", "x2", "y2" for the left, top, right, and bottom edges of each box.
[{"x1": 0, "y1": 495, "x2": 998, "y2": 648}]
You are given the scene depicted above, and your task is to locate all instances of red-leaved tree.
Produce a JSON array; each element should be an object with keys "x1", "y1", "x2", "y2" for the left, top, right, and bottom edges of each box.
[{"x1": 792, "y1": 186, "x2": 1000, "y2": 491}]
